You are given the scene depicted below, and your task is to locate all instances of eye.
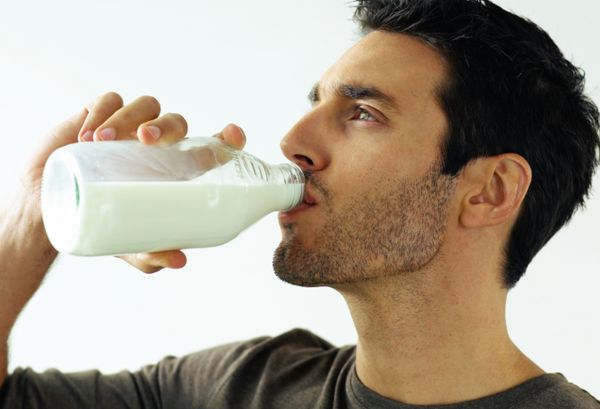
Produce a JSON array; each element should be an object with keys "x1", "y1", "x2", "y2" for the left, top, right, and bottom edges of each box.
[{"x1": 351, "y1": 106, "x2": 377, "y2": 122}]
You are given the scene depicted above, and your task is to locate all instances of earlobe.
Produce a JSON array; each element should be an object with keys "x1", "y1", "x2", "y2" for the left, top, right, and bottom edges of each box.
[{"x1": 459, "y1": 155, "x2": 531, "y2": 229}]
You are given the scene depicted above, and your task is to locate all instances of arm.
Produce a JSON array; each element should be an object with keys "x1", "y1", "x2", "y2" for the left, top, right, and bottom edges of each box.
[
  {"x1": 0, "y1": 106, "x2": 86, "y2": 384},
  {"x1": 0, "y1": 187, "x2": 58, "y2": 383}
]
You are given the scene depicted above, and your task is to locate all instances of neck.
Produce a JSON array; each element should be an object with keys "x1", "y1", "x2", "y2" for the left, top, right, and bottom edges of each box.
[{"x1": 335, "y1": 264, "x2": 544, "y2": 405}]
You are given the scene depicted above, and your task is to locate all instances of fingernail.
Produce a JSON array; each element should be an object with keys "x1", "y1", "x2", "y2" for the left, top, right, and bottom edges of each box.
[
  {"x1": 144, "y1": 125, "x2": 161, "y2": 140},
  {"x1": 98, "y1": 128, "x2": 116, "y2": 141},
  {"x1": 81, "y1": 130, "x2": 93, "y2": 142}
]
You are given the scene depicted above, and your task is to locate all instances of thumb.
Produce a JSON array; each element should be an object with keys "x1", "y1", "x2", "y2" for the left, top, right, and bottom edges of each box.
[
  {"x1": 48, "y1": 107, "x2": 89, "y2": 149},
  {"x1": 23, "y1": 107, "x2": 89, "y2": 187}
]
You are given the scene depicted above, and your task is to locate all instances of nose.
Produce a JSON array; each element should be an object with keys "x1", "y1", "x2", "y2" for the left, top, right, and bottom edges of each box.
[{"x1": 280, "y1": 110, "x2": 330, "y2": 172}]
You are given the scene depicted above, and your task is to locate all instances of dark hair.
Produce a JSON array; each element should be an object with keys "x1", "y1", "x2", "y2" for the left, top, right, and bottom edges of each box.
[{"x1": 354, "y1": 0, "x2": 600, "y2": 288}]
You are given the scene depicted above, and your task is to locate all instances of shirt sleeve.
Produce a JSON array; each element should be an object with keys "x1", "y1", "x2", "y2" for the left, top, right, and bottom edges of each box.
[{"x1": 0, "y1": 336, "x2": 270, "y2": 409}]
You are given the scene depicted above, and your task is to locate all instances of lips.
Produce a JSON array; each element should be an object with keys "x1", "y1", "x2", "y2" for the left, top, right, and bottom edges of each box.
[
  {"x1": 279, "y1": 187, "x2": 317, "y2": 220},
  {"x1": 302, "y1": 189, "x2": 317, "y2": 206}
]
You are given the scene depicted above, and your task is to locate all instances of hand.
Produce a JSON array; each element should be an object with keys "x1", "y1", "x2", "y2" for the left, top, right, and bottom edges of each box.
[{"x1": 22, "y1": 91, "x2": 246, "y2": 274}]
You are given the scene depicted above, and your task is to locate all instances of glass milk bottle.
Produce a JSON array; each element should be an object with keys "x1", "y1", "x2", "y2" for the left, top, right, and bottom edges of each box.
[{"x1": 40, "y1": 137, "x2": 304, "y2": 256}]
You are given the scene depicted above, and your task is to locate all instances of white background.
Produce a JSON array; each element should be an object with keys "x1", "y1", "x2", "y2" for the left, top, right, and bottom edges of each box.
[{"x1": 1, "y1": 0, "x2": 599, "y2": 399}]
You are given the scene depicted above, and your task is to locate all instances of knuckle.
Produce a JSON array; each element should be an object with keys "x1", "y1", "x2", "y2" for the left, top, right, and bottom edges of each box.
[
  {"x1": 141, "y1": 265, "x2": 160, "y2": 274},
  {"x1": 133, "y1": 253, "x2": 162, "y2": 273},
  {"x1": 167, "y1": 112, "x2": 188, "y2": 133},
  {"x1": 102, "y1": 91, "x2": 124, "y2": 107},
  {"x1": 139, "y1": 95, "x2": 161, "y2": 113}
]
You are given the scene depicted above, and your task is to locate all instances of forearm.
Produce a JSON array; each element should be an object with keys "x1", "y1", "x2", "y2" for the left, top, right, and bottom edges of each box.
[{"x1": 0, "y1": 187, "x2": 58, "y2": 383}]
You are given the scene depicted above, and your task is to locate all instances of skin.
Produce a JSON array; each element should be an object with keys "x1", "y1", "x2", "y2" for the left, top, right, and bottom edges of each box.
[
  {"x1": 275, "y1": 31, "x2": 544, "y2": 404},
  {"x1": 0, "y1": 30, "x2": 543, "y2": 404}
]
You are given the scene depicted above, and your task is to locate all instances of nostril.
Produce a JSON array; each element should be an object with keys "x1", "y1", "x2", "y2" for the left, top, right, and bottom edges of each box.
[{"x1": 294, "y1": 154, "x2": 314, "y2": 166}]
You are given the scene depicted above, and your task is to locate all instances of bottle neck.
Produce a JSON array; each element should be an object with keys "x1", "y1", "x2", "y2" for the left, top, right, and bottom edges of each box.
[
  {"x1": 271, "y1": 164, "x2": 305, "y2": 210},
  {"x1": 219, "y1": 145, "x2": 305, "y2": 211}
]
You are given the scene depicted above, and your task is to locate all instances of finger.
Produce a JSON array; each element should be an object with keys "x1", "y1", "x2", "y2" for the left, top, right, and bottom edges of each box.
[
  {"x1": 136, "y1": 112, "x2": 188, "y2": 146},
  {"x1": 214, "y1": 123, "x2": 246, "y2": 150},
  {"x1": 119, "y1": 254, "x2": 163, "y2": 274},
  {"x1": 93, "y1": 95, "x2": 161, "y2": 142},
  {"x1": 118, "y1": 250, "x2": 187, "y2": 274},
  {"x1": 78, "y1": 92, "x2": 124, "y2": 142}
]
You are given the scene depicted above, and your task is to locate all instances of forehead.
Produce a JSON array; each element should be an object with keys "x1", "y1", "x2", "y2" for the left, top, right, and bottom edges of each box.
[{"x1": 320, "y1": 31, "x2": 448, "y2": 108}]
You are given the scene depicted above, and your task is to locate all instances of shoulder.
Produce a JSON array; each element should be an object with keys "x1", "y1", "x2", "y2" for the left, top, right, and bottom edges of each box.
[
  {"x1": 193, "y1": 327, "x2": 349, "y2": 371},
  {"x1": 0, "y1": 329, "x2": 350, "y2": 409},
  {"x1": 520, "y1": 374, "x2": 600, "y2": 409},
  {"x1": 186, "y1": 327, "x2": 340, "y2": 359},
  {"x1": 196, "y1": 328, "x2": 355, "y2": 407},
  {"x1": 168, "y1": 328, "x2": 351, "y2": 378}
]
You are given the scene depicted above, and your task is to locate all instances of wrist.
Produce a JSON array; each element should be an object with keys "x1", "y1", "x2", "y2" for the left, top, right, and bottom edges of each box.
[{"x1": 2, "y1": 185, "x2": 57, "y2": 260}]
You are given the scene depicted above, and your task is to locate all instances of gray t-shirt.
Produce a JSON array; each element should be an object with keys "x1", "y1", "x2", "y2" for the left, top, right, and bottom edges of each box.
[{"x1": 0, "y1": 328, "x2": 598, "y2": 408}]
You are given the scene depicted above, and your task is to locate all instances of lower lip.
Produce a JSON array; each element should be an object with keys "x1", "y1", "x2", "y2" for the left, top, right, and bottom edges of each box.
[{"x1": 278, "y1": 203, "x2": 315, "y2": 221}]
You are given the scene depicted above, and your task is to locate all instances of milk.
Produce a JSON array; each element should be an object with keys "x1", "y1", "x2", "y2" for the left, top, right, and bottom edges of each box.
[
  {"x1": 44, "y1": 181, "x2": 298, "y2": 256},
  {"x1": 41, "y1": 137, "x2": 304, "y2": 256}
]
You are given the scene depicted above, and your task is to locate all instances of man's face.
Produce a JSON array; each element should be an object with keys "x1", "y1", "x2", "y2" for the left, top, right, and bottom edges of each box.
[{"x1": 273, "y1": 31, "x2": 456, "y2": 287}]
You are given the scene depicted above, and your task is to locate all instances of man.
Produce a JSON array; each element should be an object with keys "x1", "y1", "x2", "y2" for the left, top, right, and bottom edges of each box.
[{"x1": 1, "y1": 0, "x2": 599, "y2": 407}]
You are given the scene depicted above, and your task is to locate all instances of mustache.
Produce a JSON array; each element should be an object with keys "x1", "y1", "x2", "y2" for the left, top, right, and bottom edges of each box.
[{"x1": 303, "y1": 170, "x2": 330, "y2": 202}]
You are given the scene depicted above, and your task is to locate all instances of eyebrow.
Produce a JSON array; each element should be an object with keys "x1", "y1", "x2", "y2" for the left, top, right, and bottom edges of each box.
[{"x1": 308, "y1": 82, "x2": 398, "y2": 111}]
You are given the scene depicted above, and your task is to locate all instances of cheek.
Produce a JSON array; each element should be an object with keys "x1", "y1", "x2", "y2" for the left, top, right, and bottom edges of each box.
[
  {"x1": 325, "y1": 144, "x2": 400, "y2": 204},
  {"x1": 329, "y1": 158, "x2": 375, "y2": 196},
  {"x1": 326, "y1": 165, "x2": 390, "y2": 212},
  {"x1": 339, "y1": 141, "x2": 396, "y2": 173},
  {"x1": 400, "y1": 114, "x2": 447, "y2": 170}
]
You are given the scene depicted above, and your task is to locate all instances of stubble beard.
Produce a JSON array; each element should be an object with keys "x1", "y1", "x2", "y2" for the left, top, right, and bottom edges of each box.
[{"x1": 272, "y1": 168, "x2": 456, "y2": 287}]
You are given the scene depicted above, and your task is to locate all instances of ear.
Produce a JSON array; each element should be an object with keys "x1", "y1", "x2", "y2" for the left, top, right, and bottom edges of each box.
[{"x1": 459, "y1": 154, "x2": 532, "y2": 229}]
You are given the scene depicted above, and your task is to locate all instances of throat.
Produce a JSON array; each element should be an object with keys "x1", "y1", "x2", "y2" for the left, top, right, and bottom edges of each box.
[{"x1": 339, "y1": 275, "x2": 544, "y2": 405}]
